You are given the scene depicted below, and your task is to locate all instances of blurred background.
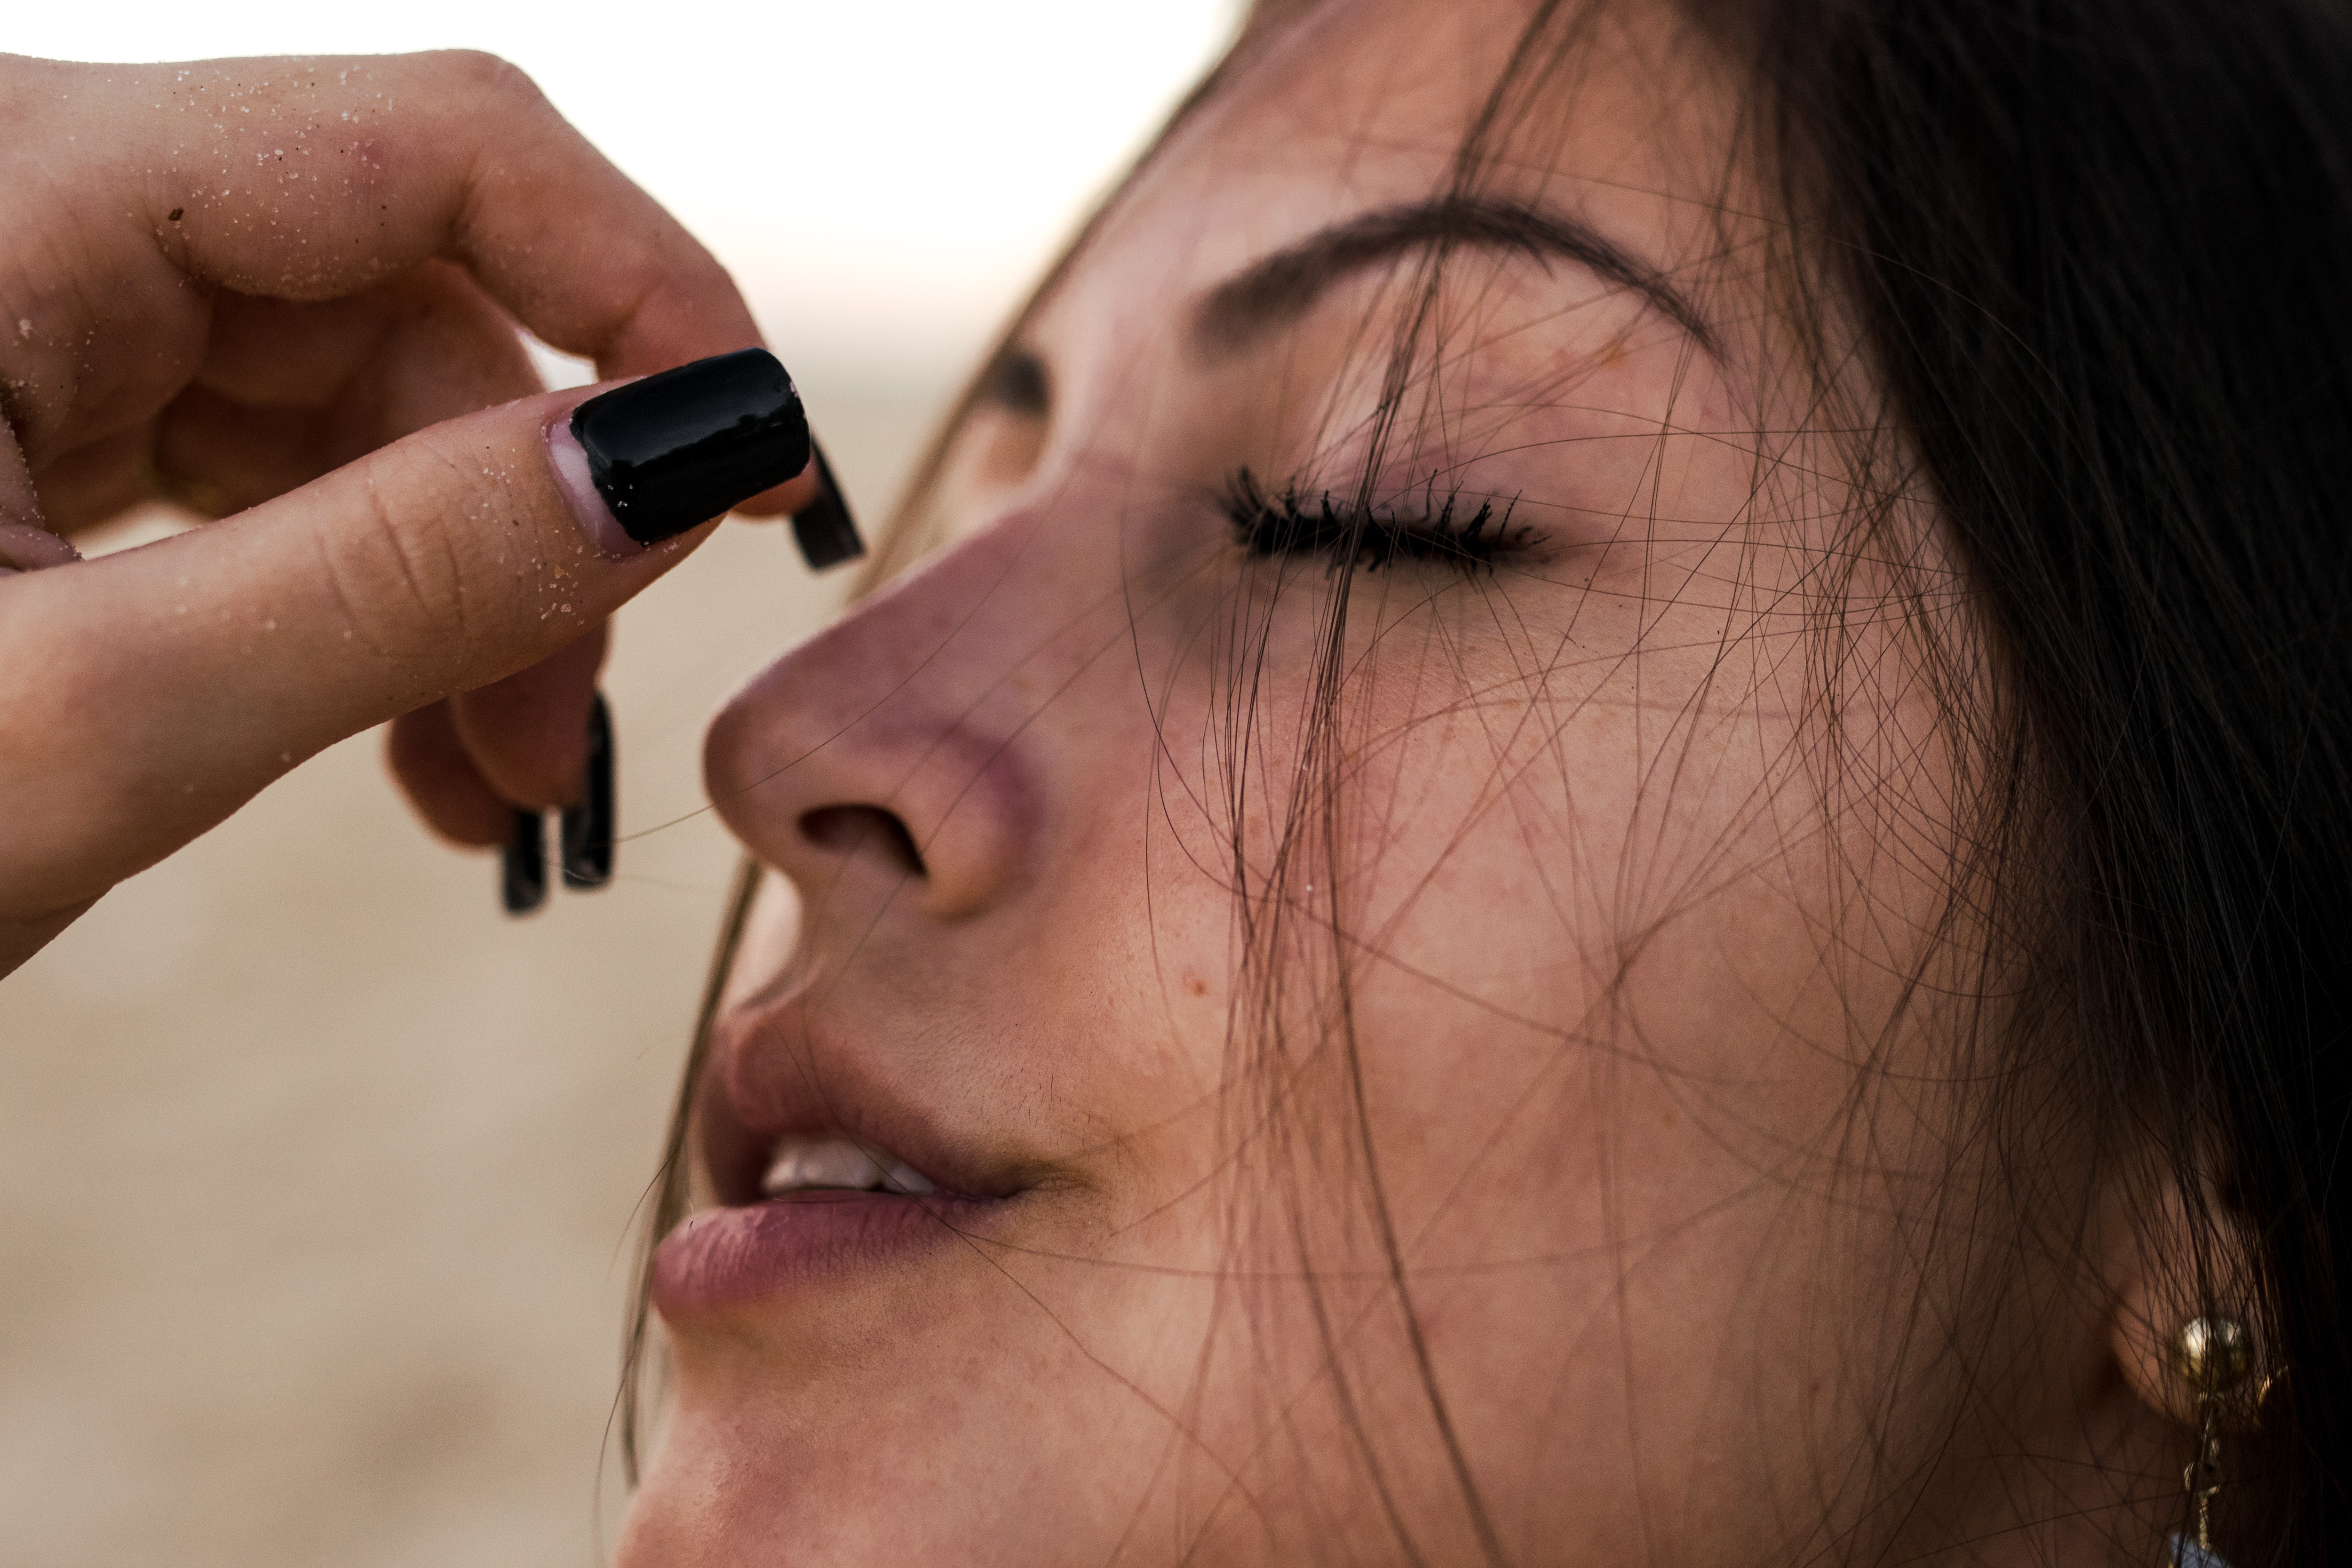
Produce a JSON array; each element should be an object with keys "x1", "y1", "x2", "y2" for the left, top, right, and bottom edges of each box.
[{"x1": 0, "y1": 5, "x2": 1236, "y2": 1563}]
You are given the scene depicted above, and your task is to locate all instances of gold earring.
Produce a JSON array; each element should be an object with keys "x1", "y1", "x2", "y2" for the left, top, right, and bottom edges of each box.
[{"x1": 2167, "y1": 1316, "x2": 2255, "y2": 1568}]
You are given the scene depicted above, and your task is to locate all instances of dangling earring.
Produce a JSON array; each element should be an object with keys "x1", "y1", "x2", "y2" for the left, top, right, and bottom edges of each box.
[{"x1": 2166, "y1": 1316, "x2": 2257, "y2": 1568}]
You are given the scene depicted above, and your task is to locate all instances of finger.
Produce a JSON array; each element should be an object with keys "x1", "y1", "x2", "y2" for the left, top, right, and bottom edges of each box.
[
  {"x1": 0, "y1": 406, "x2": 80, "y2": 574},
  {"x1": 0, "y1": 414, "x2": 45, "y2": 533},
  {"x1": 1, "y1": 900, "x2": 100, "y2": 974},
  {"x1": 145, "y1": 263, "x2": 543, "y2": 520},
  {"x1": 146, "y1": 388, "x2": 345, "y2": 519},
  {"x1": 0, "y1": 521, "x2": 80, "y2": 575},
  {"x1": 28, "y1": 424, "x2": 160, "y2": 529},
  {"x1": 451, "y1": 623, "x2": 608, "y2": 810},
  {"x1": 1, "y1": 53, "x2": 816, "y2": 507},
  {"x1": 733, "y1": 481, "x2": 803, "y2": 520},
  {"x1": 0, "y1": 372, "x2": 765, "y2": 926},
  {"x1": 386, "y1": 701, "x2": 510, "y2": 847},
  {"x1": 195, "y1": 262, "x2": 540, "y2": 438},
  {"x1": 36, "y1": 264, "x2": 541, "y2": 531}
]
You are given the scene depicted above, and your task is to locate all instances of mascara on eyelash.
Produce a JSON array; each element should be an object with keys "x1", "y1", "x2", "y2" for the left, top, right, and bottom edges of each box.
[{"x1": 1221, "y1": 468, "x2": 1539, "y2": 573}]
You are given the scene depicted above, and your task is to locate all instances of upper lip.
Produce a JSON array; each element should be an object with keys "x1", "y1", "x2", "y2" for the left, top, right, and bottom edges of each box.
[{"x1": 697, "y1": 991, "x2": 1029, "y2": 1208}]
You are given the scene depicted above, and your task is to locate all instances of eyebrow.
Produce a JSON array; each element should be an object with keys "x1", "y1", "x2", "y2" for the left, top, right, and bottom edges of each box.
[{"x1": 1191, "y1": 193, "x2": 1719, "y2": 361}]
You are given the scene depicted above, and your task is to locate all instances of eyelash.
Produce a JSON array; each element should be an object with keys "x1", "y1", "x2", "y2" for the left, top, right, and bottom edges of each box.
[{"x1": 1222, "y1": 469, "x2": 1540, "y2": 575}]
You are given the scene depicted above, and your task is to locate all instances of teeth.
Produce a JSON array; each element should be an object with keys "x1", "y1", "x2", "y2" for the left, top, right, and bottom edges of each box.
[{"x1": 761, "y1": 1136, "x2": 937, "y2": 1198}]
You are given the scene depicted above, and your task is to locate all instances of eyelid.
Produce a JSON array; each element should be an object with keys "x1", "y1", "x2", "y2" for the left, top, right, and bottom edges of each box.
[{"x1": 1222, "y1": 468, "x2": 1542, "y2": 575}]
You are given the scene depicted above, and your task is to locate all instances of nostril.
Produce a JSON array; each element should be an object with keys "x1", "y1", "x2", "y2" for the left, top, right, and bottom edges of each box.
[{"x1": 798, "y1": 804, "x2": 928, "y2": 879}]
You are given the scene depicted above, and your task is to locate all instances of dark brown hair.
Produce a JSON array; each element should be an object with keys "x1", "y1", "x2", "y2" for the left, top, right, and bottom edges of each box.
[{"x1": 1691, "y1": 2, "x2": 2352, "y2": 1561}]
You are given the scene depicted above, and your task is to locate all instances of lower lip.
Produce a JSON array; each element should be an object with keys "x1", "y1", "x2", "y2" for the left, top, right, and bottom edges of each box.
[{"x1": 651, "y1": 1192, "x2": 990, "y2": 1317}]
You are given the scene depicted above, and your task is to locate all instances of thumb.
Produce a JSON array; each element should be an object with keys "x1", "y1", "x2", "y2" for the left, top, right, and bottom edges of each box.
[{"x1": 0, "y1": 348, "x2": 810, "y2": 928}]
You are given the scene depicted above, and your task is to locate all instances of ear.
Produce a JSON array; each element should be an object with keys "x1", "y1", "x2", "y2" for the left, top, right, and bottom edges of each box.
[{"x1": 2104, "y1": 1157, "x2": 2266, "y2": 1428}]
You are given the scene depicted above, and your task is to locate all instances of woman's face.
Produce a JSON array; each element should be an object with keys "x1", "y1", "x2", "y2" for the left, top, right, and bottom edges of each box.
[{"x1": 623, "y1": 2, "x2": 2125, "y2": 1562}]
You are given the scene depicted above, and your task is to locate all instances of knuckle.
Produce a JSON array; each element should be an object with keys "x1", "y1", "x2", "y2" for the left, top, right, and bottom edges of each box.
[
  {"x1": 326, "y1": 448, "x2": 481, "y2": 679},
  {"x1": 439, "y1": 50, "x2": 552, "y2": 117},
  {"x1": 332, "y1": 420, "x2": 563, "y2": 691}
]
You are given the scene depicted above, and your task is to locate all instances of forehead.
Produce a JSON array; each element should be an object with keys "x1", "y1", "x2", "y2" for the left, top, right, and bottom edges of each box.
[{"x1": 1072, "y1": 0, "x2": 1745, "y2": 313}]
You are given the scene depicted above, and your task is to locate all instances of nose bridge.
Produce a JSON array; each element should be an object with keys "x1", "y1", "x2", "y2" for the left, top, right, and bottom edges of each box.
[
  {"x1": 726, "y1": 503, "x2": 1096, "y2": 764},
  {"x1": 705, "y1": 499, "x2": 1116, "y2": 918},
  {"x1": 852, "y1": 510, "x2": 1091, "y2": 723}
]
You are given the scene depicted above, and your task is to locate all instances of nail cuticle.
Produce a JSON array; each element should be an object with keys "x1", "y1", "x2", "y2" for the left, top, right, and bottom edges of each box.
[{"x1": 545, "y1": 415, "x2": 642, "y2": 562}]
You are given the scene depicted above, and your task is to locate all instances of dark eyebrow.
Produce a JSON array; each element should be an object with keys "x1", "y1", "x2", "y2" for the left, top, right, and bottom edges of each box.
[{"x1": 1191, "y1": 193, "x2": 1719, "y2": 361}]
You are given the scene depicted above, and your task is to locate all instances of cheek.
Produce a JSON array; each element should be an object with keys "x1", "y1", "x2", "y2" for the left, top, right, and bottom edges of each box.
[
  {"x1": 1336, "y1": 603, "x2": 1944, "y2": 1193},
  {"x1": 1287, "y1": 645, "x2": 1940, "y2": 1505}
]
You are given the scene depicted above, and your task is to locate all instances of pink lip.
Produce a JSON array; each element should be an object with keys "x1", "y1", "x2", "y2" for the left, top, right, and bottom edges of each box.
[
  {"x1": 656, "y1": 986, "x2": 1036, "y2": 1321},
  {"x1": 694, "y1": 988, "x2": 1029, "y2": 1206},
  {"x1": 652, "y1": 1190, "x2": 1000, "y2": 1319}
]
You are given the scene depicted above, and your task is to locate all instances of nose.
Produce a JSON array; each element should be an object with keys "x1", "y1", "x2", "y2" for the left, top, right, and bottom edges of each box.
[{"x1": 704, "y1": 516, "x2": 1072, "y2": 923}]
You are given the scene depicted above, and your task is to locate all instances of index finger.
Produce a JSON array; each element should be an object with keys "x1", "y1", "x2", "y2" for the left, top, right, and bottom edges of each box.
[{"x1": 33, "y1": 49, "x2": 761, "y2": 380}]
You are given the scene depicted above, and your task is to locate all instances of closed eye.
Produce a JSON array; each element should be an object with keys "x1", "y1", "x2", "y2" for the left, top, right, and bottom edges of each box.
[{"x1": 1223, "y1": 469, "x2": 1542, "y2": 574}]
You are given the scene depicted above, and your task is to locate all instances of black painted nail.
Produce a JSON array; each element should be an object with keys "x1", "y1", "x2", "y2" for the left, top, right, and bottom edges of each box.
[
  {"x1": 560, "y1": 692, "x2": 615, "y2": 891},
  {"x1": 571, "y1": 348, "x2": 813, "y2": 546},
  {"x1": 790, "y1": 438, "x2": 866, "y2": 571},
  {"x1": 502, "y1": 808, "x2": 548, "y2": 915}
]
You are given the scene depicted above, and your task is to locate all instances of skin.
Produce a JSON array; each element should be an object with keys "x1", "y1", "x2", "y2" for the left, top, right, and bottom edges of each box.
[
  {"x1": 0, "y1": 50, "x2": 814, "y2": 975},
  {"x1": 631, "y1": 1, "x2": 2188, "y2": 1565}
]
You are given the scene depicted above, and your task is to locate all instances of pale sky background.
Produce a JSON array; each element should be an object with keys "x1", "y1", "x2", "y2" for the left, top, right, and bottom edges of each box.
[{"x1": 12, "y1": 1, "x2": 1240, "y2": 378}]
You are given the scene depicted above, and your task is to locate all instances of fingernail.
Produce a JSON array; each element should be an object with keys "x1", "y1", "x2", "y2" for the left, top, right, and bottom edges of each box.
[
  {"x1": 560, "y1": 692, "x2": 615, "y2": 891},
  {"x1": 502, "y1": 808, "x2": 548, "y2": 915},
  {"x1": 790, "y1": 438, "x2": 866, "y2": 571},
  {"x1": 561, "y1": 347, "x2": 812, "y2": 551}
]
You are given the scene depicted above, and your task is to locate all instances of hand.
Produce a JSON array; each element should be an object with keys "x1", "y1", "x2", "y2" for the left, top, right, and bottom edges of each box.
[{"x1": 0, "y1": 51, "x2": 818, "y2": 974}]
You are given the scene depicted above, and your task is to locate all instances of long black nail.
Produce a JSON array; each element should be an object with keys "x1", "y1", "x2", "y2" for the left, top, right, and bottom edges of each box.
[
  {"x1": 502, "y1": 808, "x2": 548, "y2": 915},
  {"x1": 571, "y1": 348, "x2": 812, "y2": 545},
  {"x1": 790, "y1": 438, "x2": 866, "y2": 571},
  {"x1": 560, "y1": 692, "x2": 615, "y2": 891}
]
